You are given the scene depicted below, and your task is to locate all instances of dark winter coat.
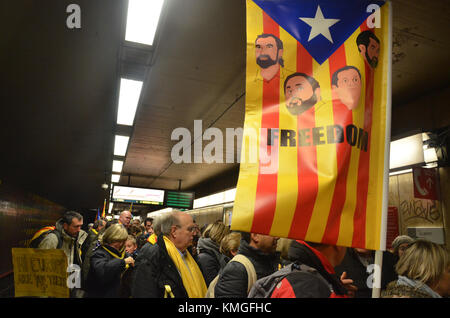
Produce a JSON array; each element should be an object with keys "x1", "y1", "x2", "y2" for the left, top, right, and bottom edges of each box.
[
  {"x1": 196, "y1": 238, "x2": 229, "y2": 286},
  {"x1": 214, "y1": 239, "x2": 280, "y2": 298},
  {"x1": 131, "y1": 234, "x2": 188, "y2": 298},
  {"x1": 81, "y1": 228, "x2": 101, "y2": 287},
  {"x1": 334, "y1": 248, "x2": 397, "y2": 298},
  {"x1": 284, "y1": 240, "x2": 348, "y2": 298},
  {"x1": 85, "y1": 245, "x2": 127, "y2": 298}
]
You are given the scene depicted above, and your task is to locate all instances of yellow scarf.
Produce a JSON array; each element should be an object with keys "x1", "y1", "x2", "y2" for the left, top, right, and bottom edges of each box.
[
  {"x1": 102, "y1": 245, "x2": 129, "y2": 270},
  {"x1": 163, "y1": 236, "x2": 207, "y2": 298}
]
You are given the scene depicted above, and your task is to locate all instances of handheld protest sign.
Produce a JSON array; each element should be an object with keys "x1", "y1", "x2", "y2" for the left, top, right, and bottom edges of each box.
[{"x1": 12, "y1": 248, "x2": 69, "y2": 298}]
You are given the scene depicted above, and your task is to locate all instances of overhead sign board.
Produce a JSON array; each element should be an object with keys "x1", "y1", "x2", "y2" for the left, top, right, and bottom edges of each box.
[
  {"x1": 164, "y1": 191, "x2": 195, "y2": 210},
  {"x1": 112, "y1": 185, "x2": 164, "y2": 205}
]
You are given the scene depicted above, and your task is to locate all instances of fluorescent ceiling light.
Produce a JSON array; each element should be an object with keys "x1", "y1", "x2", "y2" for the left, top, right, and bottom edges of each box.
[
  {"x1": 117, "y1": 78, "x2": 143, "y2": 126},
  {"x1": 389, "y1": 134, "x2": 424, "y2": 170},
  {"x1": 125, "y1": 0, "x2": 164, "y2": 45},
  {"x1": 111, "y1": 174, "x2": 121, "y2": 183},
  {"x1": 112, "y1": 160, "x2": 124, "y2": 173},
  {"x1": 389, "y1": 168, "x2": 412, "y2": 176},
  {"x1": 114, "y1": 135, "x2": 130, "y2": 156}
]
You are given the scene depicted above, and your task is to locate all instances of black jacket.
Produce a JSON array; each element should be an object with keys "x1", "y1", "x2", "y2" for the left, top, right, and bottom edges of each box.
[
  {"x1": 85, "y1": 245, "x2": 126, "y2": 298},
  {"x1": 196, "y1": 238, "x2": 229, "y2": 286},
  {"x1": 334, "y1": 248, "x2": 397, "y2": 298},
  {"x1": 81, "y1": 228, "x2": 101, "y2": 287},
  {"x1": 214, "y1": 239, "x2": 280, "y2": 298},
  {"x1": 131, "y1": 234, "x2": 188, "y2": 298},
  {"x1": 285, "y1": 240, "x2": 348, "y2": 297}
]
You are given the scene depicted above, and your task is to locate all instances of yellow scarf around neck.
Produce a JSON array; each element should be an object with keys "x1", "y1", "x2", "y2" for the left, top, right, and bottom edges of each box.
[{"x1": 163, "y1": 236, "x2": 207, "y2": 298}]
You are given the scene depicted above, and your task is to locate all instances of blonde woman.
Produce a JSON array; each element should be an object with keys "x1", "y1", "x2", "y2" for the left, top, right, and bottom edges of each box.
[
  {"x1": 382, "y1": 239, "x2": 449, "y2": 298},
  {"x1": 197, "y1": 221, "x2": 231, "y2": 286},
  {"x1": 85, "y1": 224, "x2": 135, "y2": 297},
  {"x1": 220, "y1": 232, "x2": 242, "y2": 259}
]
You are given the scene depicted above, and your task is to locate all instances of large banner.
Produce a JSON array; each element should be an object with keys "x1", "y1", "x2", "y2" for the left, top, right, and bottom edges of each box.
[{"x1": 231, "y1": 0, "x2": 391, "y2": 250}]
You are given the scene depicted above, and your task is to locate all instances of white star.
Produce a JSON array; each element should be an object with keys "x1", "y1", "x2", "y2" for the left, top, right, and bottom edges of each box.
[{"x1": 299, "y1": 5, "x2": 340, "y2": 43}]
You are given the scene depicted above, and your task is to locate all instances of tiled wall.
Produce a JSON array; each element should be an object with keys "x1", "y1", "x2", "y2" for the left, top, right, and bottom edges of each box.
[{"x1": 0, "y1": 182, "x2": 65, "y2": 277}]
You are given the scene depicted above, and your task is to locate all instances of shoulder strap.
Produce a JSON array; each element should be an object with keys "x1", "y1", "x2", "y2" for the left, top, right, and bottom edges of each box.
[
  {"x1": 204, "y1": 275, "x2": 220, "y2": 298},
  {"x1": 54, "y1": 230, "x2": 63, "y2": 249},
  {"x1": 297, "y1": 263, "x2": 335, "y2": 293},
  {"x1": 230, "y1": 254, "x2": 257, "y2": 294},
  {"x1": 248, "y1": 263, "x2": 296, "y2": 298}
]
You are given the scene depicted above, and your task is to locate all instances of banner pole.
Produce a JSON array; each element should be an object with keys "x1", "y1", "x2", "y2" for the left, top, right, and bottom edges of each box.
[
  {"x1": 371, "y1": 250, "x2": 383, "y2": 298},
  {"x1": 372, "y1": 0, "x2": 392, "y2": 299}
]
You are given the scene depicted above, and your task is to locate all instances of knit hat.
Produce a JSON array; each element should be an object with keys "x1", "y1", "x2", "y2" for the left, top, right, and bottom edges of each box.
[{"x1": 391, "y1": 235, "x2": 414, "y2": 253}]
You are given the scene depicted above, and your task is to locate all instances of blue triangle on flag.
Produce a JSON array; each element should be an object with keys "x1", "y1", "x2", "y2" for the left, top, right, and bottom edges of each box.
[{"x1": 252, "y1": 0, "x2": 385, "y2": 64}]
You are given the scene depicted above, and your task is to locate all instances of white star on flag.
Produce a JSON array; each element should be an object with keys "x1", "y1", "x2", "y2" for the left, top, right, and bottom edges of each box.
[{"x1": 299, "y1": 5, "x2": 340, "y2": 43}]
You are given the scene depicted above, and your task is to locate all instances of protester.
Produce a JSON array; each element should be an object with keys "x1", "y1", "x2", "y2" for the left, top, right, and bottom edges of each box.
[
  {"x1": 125, "y1": 235, "x2": 138, "y2": 259},
  {"x1": 132, "y1": 218, "x2": 141, "y2": 227},
  {"x1": 81, "y1": 218, "x2": 107, "y2": 287},
  {"x1": 85, "y1": 224, "x2": 134, "y2": 297},
  {"x1": 129, "y1": 224, "x2": 143, "y2": 238},
  {"x1": 382, "y1": 239, "x2": 450, "y2": 298},
  {"x1": 38, "y1": 211, "x2": 88, "y2": 267},
  {"x1": 144, "y1": 217, "x2": 154, "y2": 236},
  {"x1": 219, "y1": 232, "x2": 241, "y2": 260},
  {"x1": 334, "y1": 247, "x2": 397, "y2": 297},
  {"x1": 265, "y1": 240, "x2": 354, "y2": 298},
  {"x1": 196, "y1": 221, "x2": 230, "y2": 286},
  {"x1": 120, "y1": 235, "x2": 139, "y2": 298},
  {"x1": 391, "y1": 235, "x2": 415, "y2": 261},
  {"x1": 214, "y1": 232, "x2": 280, "y2": 297},
  {"x1": 118, "y1": 210, "x2": 132, "y2": 228},
  {"x1": 277, "y1": 238, "x2": 293, "y2": 266},
  {"x1": 187, "y1": 221, "x2": 201, "y2": 259},
  {"x1": 131, "y1": 211, "x2": 207, "y2": 298}
]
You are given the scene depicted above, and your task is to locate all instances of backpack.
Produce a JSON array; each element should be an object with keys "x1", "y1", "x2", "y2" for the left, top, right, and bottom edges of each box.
[
  {"x1": 247, "y1": 262, "x2": 333, "y2": 298},
  {"x1": 28, "y1": 226, "x2": 63, "y2": 249},
  {"x1": 205, "y1": 254, "x2": 257, "y2": 298}
]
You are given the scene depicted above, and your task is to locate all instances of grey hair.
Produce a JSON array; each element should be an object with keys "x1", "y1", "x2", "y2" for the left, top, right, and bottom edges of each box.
[{"x1": 159, "y1": 210, "x2": 183, "y2": 236}]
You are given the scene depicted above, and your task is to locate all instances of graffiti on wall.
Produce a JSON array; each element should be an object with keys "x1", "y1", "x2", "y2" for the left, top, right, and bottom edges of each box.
[{"x1": 399, "y1": 199, "x2": 441, "y2": 224}]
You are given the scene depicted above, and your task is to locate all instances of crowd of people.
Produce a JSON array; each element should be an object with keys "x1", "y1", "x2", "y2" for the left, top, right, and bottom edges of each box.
[{"x1": 35, "y1": 210, "x2": 449, "y2": 298}]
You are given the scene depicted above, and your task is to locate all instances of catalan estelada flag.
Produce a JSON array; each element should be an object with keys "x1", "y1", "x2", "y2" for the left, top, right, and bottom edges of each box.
[{"x1": 231, "y1": 0, "x2": 391, "y2": 250}]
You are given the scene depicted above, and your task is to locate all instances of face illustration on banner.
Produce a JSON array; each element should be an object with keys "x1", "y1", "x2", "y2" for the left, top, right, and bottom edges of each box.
[
  {"x1": 255, "y1": 33, "x2": 284, "y2": 81},
  {"x1": 331, "y1": 66, "x2": 362, "y2": 110},
  {"x1": 356, "y1": 30, "x2": 380, "y2": 68},
  {"x1": 284, "y1": 73, "x2": 321, "y2": 116}
]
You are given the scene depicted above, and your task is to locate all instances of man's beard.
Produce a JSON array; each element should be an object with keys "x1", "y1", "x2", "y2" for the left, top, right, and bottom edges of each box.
[
  {"x1": 366, "y1": 52, "x2": 378, "y2": 68},
  {"x1": 286, "y1": 94, "x2": 318, "y2": 116},
  {"x1": 257, "y1": 54, "x2": 278, "y2": 69}
]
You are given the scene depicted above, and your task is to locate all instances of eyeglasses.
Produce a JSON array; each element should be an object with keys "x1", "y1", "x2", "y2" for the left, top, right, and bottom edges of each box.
[{"x1": 175, "y1": 225, "x2": 199, "y2": 233}]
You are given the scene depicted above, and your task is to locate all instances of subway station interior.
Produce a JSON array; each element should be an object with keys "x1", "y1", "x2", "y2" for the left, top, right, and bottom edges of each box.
[{"x1": 1, "y1": 0, "x2": 449, "y2": 298}]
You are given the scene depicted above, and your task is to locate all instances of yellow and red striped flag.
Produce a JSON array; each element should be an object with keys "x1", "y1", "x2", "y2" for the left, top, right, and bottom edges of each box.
[
  {"x1": 231, "y1": 0, "x2": 391, "y2": 250},
  {"x1": 101, "y1": 199, "x2": 106, "y2": 218}
]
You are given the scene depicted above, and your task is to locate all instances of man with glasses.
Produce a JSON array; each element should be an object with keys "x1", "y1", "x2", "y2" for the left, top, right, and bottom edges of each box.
[{"x1": 132, "y1": 211, "x2": 207, "y2": 298}]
